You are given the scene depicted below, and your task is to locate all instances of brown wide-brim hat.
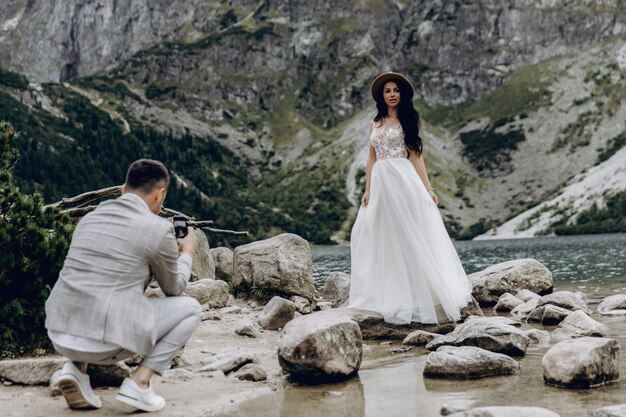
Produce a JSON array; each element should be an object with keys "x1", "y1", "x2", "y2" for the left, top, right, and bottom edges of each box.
[{"x1": 370, "y1": 71, "x2": 414, "y2": 101}]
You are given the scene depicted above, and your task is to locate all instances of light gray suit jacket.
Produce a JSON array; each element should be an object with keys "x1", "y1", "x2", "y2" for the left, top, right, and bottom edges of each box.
[{"x1": 45, "y1": 193, "x2": 191, "y2": 355}]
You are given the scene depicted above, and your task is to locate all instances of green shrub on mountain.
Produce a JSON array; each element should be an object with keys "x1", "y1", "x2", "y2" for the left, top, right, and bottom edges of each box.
[{"x1": 0, "y1": 122, "x2": 73, "y2": 358}]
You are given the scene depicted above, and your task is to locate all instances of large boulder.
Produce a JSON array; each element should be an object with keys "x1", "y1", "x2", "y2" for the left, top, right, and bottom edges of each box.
[
  {"x1": 191, "y1": 230, "x2": 216, "y2": 281},
  {"x1": 0, "y1": 358, "x2": 63, "y2": 385},
  {"x1": 542, "y1": 337, "x2": 620, "y2": 388},
  {"x1": 493, "y1": 293, "x2": 523, "y2": 312},
  {"x1": 597, "y1": 294, "x2": 626, "y2": 316},
  {"x1": 426, "y1": 317, "x2": 531, "y2": 356},
  {"x1": 552, "y1": 310, "x2": 611, "y2": 340},
  {"x1": 423, "y1": 346, "x2": 520, "y2": 379},
  {"x1": 536, "y1": 291, "x2": 591, "y2": 314},
  {"x1": 460, "y1": 297, "x2": 485, "y2": 319},
  {"x1": 593, "y1": 405, "x2": 626, "y2": 417},
  {"x1": 277, "y1": 311, "x2": 362, "y2": 382},
  {"x1": 184, "y1": 279, "x2": 229, "y2": 307},
  {"x1": 468, "y1": 259, "x2": 553, "y2": 306},
  {"x1": 448, "y1": 407, "x2": 560, "y2": 417},
  {"x1": 527, "y1": 304, "x2": 572, "y2": 325},
  {"x1": 257, "y1": 296, "x2": 296, "y2": 330},
  {"x1": 210, "y1": 247, "x2": 234, "y2": 283},
  {"x1": 321, "y1": 271, "x2": 351, "y2": 307},
  {"x1": 233, "y1": 233, "x2": 315, "y2": 301},
  {"x1": 515, "y1": 289, "x2": 541, "y2": 302}
]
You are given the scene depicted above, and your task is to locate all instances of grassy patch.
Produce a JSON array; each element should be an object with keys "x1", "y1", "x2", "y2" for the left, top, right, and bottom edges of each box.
[
  {"x1": 75, "y1": 76, "x2": 142, "y2": 102},
  {"x1": 458, "y1": 117, "x2": 526, "y2": 171},
  {"x1": 0, "y1": 68, "x2": 29, "y2": 90},
  {"x1": 551, "y1": 190, "x2": 626, "y2": 235},
  {"x1": 596, "y1": 129, "x2": 626, "y2": 163}
]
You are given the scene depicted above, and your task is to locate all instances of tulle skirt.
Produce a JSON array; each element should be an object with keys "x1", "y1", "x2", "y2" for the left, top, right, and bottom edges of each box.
[{"x1": 349, "y1": 158, "x2": 473, "y2": 324}]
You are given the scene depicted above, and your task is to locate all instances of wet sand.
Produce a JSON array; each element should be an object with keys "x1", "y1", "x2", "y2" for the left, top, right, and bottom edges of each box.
[{"x1": 218, "y1": 280, "x2": 626, "y2": 417}]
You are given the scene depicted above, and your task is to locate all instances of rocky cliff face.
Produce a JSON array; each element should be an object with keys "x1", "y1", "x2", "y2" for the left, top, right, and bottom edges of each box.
[{"x1": 1, "y1": 0, "x2": 625, "y2": 241}]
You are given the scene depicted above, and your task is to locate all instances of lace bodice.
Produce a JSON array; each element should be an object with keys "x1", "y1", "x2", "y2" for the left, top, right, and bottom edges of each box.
[{"x1": 371, "y1": 123, "x2": 408, "y2": 160}]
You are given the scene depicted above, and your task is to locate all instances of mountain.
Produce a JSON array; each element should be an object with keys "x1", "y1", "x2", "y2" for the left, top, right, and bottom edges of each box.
[{"x1": 1, "y1": 0, "x2": 625, "y2": 245}]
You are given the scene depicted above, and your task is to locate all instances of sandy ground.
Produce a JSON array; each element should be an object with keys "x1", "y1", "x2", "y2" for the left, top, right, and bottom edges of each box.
[{"x1": 0, "y1": 299, "x2": 288, "y2": 417}]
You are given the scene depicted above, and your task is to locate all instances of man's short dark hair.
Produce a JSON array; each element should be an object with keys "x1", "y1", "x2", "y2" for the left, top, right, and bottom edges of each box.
[{"x1": 125, "y1": 159, "x2": 170, "y2": 192}]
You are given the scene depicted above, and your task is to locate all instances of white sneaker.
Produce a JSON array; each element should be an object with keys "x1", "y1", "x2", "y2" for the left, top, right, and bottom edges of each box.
[
  {"x1": 57, "y1": 361, "x2": 102, "y2": 409},
  {"x1": 115, "y1": 378, "x2": 165, "y2": 412}
]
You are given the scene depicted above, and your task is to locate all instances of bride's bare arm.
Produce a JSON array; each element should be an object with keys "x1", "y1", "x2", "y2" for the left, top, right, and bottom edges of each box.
[{"x1": 409, "y1": 149, "x2": 438, "y2": 205}]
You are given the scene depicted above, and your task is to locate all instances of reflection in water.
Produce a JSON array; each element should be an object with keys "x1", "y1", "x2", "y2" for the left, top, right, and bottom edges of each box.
[{"x1": 227, "y1": 234, "x2": 626, "y2": 417}]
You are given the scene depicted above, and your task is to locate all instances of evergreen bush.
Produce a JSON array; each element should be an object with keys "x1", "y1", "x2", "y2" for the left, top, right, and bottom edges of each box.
[{"x1": 0, "y1": 121, "x2": 73, "y2": 358}]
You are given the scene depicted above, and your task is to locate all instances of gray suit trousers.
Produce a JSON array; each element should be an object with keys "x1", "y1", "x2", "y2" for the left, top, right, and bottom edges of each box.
[{"x1": 53, "y1": 296, "x2": 201, "y2": 376}]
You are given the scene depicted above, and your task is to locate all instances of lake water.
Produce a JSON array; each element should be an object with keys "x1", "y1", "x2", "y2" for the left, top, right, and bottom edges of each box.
[{"x1": 224, "y1": 234, "x2": 626, "y2": 417}]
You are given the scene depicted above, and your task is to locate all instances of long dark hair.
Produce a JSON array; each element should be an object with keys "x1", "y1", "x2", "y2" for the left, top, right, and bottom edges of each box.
[{"x1": 373, "y1": 79, "x2": 423, "y2": 155}]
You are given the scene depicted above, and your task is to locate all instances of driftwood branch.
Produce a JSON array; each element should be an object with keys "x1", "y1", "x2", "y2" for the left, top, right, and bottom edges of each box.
[
  {"x1": 49, "y1": 185, "x2": 122, "y2": 209},
  {"x1": 49, "y1": 186, "x2": 249, "y2": 236}
]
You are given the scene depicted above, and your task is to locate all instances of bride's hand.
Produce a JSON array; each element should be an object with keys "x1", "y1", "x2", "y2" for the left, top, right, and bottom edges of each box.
[
  {"x1": 429, "y1": 190, "x2": 439, "y2": 205},
  {"x1": 361, "y1": 191, "x2": 370, "y2": 207}
]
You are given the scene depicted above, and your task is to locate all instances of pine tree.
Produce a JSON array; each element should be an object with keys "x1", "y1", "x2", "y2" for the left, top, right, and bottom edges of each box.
[{"x1": 0, "y1": 121, "x2": 73, "y2": 357}]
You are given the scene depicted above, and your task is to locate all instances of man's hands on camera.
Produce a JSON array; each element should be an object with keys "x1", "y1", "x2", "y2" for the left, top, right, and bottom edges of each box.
[{"x1": 177, "y1": 227, "x2": 197, "y2": 257}]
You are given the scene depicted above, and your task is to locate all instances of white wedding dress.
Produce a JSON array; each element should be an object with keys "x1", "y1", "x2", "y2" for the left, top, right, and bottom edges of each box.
[{"x1": 349, "y1": 123, "x2": 473, "y2": 325}]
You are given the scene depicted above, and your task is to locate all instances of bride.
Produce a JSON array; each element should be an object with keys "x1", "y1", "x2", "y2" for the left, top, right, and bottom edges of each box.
[{"x1": 349, "y1": 71, "x2": 473, "y2": 325}]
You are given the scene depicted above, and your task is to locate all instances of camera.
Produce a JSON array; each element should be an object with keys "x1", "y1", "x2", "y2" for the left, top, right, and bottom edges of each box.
[{"x1": 173, "y1": 215, "x2": 189, "y2": 239}]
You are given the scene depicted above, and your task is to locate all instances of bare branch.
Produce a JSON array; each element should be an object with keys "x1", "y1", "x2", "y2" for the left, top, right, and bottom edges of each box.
[{"x1": 48, "y1": 185, "x2": 122, "y2": 209}]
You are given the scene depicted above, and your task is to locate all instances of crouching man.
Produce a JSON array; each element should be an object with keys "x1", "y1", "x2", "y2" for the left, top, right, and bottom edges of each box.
[{"x1": 45, "y1": 159, "x2": 201, "y2": 412}]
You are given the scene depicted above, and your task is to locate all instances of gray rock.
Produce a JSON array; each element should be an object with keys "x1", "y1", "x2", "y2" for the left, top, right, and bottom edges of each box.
[
  {"x1": 593, "y1": 405, "x2": 626, "y2": 417},
  {"x1": 597, "y1": 294, "x2": 626, "y2": 316},
  {"x1": 201, "y1": 311, "x2": 222, "y2": 321},
  {"x1": 338, "y1": 308, "x2": 455, "y2": 340},
  {"x1": 426, "y1": 317, "x2": 531, "y2": 356},
  {"x1": 468, "y1": 258, "x2": 553, "y2": 306},
  {"x1": 515, "y1": 289, "x2": 541, "y2": 302},
  {"x1": 321, "y1": 272, "x2": 350, "y2": 307},
  {"x1": 524, "y1": 328, "x2": 551, "y2": 344},
  {"x1": 218, "y1": 306, "x2": 241, "y2": 314},
  {"x1": 184, "y1": 279, "x2": 229, "y2": 307},
  {"x1": 494, "y1": 293, "x2": 523, "y2": 312},
  {"x1": 462, "y1": 315, "x2": 521, "y2": 327},
  {"x1": 537, "y1": 291, "x2": 591, "y2": 314},
  {"x1": 424, "y1": 346, "x2": 520, "y2": 379},
  {"x1": 210, "y1": 247, "x2": 234, "y2": 283},
  {"x1": 230, "y1": 363, "x2": 267, "y2": 382},
  {"x1": 448, "y1": 407, "x2": 561, "y2": 417},
  {"x1": 233, "y1": 233, "x2": 315, "y2": 301},
  {"x1": 162, "y1": 368, "x2": 195, "y2": 381},
  {"x1": 257, "y1": 296, "x2": 296, "y2": 330},
  {"x1": 552, "y1": 310, "x2": 611, "y2": 340},
  {"x1": 542, "y1": 337, "x2": 620, "y2": 388},
  {"x1": 0, "y1": 358, "x2": 63, "y2": 385},
  {"x1": 191, "y1": 230, "x2": 216, "y2": 281},
  {"x1": 317, "y1": 301, "x2": 333, "y2": 311},
  {"x1": 144, "y1": 286, "x2": 165, "y2": 298},
  {"x1": 403, "y1": 330, "x2": 442, "y2": 346},
  {"x1": 527, "y1": 304, "x2": 572, "y2": 325},
  {"x1": 511, "y1": 297, "x2": 542, "y2": 317},
  {"x1": 290, "y1": 295, "x2": 312, "y2": 314},
  {"x1": 277, "y1": 311, "x2": 362, "y2": 381},
  {"x1": 459, "y1": 297, "x2": 485, "y2": 319},
  {"x1": 198, "y1": 352, "x2": 256, "y2": 374},
  {"x1": 235, "y1": 321, "x2": 264, "y2": 338},
  {"x1": 391, "y1": 346, "x2": 413, "y2": 354}
]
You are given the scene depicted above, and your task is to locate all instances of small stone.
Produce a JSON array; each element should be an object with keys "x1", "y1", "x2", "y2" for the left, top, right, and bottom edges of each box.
[
  {"x1": 198, "y1": 352, "x2": 256, "y2": 374},
  {"x1": 219, "y1": 306, "x2": 242, "y2": 315},
  {"x1": 290, "y1": 295, "x2": 312, "y2": 314},
  {"x1": 380, "y1": 341, "x2": 393, "y2": 346},
  {"x1": 391, "y1": 346, "x2": 413, "y2": 354},
  {"x1": 3, "y1": 380, "x2": 13, "y2": 386},
  {"x1": 162, "y1": 369, "x2": 195, "y2": 381},
  {"x1": 235, "y1": 321, "x2": 264, "y2": 338},
  {"x1": 424, "y1": 346, "x2": 521, "y2": 379},
  {"x1": 552, "y1": 310, "x2": 611, "y2": 340},
  {"x1": 592, "y1": 404, "x2": 626, "y2": 417},
  {"x1": 257, "y1": 296, "x2": 296, "y2": 330},
  {"x1": 494, "y1": 293, "x2": 523, "y2": 312},
  {"x1": 231, "y1": 363, "x2": 267, "y2": 382},
  {"x1": 403, "y1": 330, "x2": 442, "y2": 346},
  {"x1": 201, "y1": 311, "x2": 222, "y2": 321}
]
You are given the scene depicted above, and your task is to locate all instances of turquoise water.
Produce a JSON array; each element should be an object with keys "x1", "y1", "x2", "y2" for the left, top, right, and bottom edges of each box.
[{"x1": 226, "y1": 234, "x2": 626, "y2": 417}]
